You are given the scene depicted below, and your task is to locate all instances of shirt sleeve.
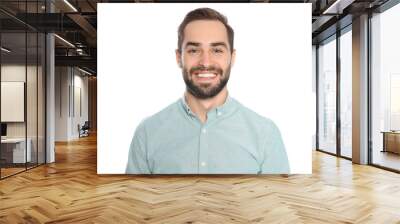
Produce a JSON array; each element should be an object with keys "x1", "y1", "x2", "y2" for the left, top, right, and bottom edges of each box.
[
  {"x1": 125, "y1": 121, "x2": 151, "y2": 174},
  {"x1": 260, "y1": 120, "x2": 290, "y2": 174}
]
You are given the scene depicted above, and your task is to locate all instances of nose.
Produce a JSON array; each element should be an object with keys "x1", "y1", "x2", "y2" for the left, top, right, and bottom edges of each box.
[{"x1": 199, "y1": 51, "x2": 212, "y2": 67}]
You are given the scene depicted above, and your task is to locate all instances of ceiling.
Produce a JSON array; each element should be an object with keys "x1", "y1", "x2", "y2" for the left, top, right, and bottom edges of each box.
[{"x1": 0, "y1": 0, "x2": 393, "y2": 75}]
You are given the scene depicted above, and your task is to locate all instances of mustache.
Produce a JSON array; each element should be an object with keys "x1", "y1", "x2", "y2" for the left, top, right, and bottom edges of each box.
[{"x1": 189, "y1": 65, "x2": 223, "y2": 75}]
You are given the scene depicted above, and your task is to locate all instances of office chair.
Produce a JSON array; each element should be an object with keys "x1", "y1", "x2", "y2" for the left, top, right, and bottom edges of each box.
[{"x1": 79, "y1": 121, "x2": 90, "y2": 138}]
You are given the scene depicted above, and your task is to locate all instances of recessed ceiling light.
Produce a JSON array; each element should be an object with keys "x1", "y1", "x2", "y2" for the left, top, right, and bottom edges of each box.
[
  {"x1": 1, "y1": 47, "x2": 11, "y2": 53},
  {"x1": 63, "y1": 0, "x2": 78, "y2": 12},
  {"x1": 54, "y1": 34, "x2": 75, "y2": 48},
  {"x1": 323, "y1": 0, "x2": 355, "y2": 15},
  {"x1": 78, "y1": 67, "x2": 93, "y2": 76}
]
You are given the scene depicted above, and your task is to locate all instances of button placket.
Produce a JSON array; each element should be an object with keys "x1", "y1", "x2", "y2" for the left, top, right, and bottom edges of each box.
[{"x1": 198, "y1": 125, "x2": 208, "y2": 173}]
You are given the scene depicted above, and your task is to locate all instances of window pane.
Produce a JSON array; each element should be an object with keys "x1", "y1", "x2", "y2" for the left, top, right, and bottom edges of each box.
[
  {"x1": 371, "y1": 3, "x2": 400, "y2": 171},
  {"x1": 318, "y1": 37, "x2": 337, "y2": 154},
  {"x1": 340, "y1": 29, "x2": 352, "y2": 158}
]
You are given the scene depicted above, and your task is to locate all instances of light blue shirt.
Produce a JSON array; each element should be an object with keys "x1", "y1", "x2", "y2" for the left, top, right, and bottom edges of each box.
[{"x1": 126, "y1": 96, "x2": 290, "y2": 174}]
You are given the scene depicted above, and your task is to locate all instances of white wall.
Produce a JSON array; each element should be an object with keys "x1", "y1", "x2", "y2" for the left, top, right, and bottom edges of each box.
[
  {"x1": 72, "y1": 70, "x2": 89, "y2": 136},
  {"x1": 55, "y1": 66, "x2": 69, "y2": 141},
  {"x1": 1, "y1": 65, "x2": 40, "y2": 137},
  {"x1": 1, "y1": 65, "x2": 26, "y2": 130},
  {"x1": 55, "y1": 67, "x2": 89, "y2": 141}
]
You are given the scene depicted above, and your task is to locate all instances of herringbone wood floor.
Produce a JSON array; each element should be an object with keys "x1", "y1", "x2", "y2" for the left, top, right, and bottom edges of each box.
[{"x1": 1, "y1": 134, "x2": 400, "y2": 224}]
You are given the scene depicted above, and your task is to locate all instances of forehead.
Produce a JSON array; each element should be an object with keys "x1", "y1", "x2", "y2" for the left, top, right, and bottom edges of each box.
[{"x1": 183, "y1": 20, "x2": 229, "y2": 46}]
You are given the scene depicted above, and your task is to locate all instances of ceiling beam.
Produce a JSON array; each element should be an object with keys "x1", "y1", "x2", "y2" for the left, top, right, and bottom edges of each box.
[
  {"x1": 67, "y1": 13, "x2": 97, "y2": 39},
  {"x1": 55, "y1": 55, "x2": 96, "y2": 69},
  {"x1": 322, "y1": 0, "x2": 356, "y2": 14}
]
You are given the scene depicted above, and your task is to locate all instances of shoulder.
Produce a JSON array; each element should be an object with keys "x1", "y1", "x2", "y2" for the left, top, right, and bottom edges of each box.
[
  {"x1": 234, "y1": 99, "x2": 281, "y2": 135},
  {"x1": 137, "y1": 99, "x2": 181, "y2": 131}
]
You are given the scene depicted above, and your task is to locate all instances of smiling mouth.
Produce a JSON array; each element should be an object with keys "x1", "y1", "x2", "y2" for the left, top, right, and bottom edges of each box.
[
  {"x1": 196, "y1": 73, "x2": 217, "y2": 78},
  {"x1": 192, "y1": 69, "x2": 219, "y2": 77}
]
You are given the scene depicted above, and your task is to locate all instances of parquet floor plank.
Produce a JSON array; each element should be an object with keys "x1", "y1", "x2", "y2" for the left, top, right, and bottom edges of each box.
[{"x1": 1, "y1": 134, "x2": 400, "y2": 223}]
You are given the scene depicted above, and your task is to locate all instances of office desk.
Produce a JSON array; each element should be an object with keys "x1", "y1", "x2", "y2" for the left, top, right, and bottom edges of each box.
[
  {"x1": 381, "y1": 131, "x2": 400, "y2": 154},
  {"x1": 1, "y1": 138, "x2": 31, "y2": 163}
]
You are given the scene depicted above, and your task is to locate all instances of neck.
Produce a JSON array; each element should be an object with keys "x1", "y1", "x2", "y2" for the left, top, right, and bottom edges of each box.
[{"x1": 185, "y1": 88, "x2": 228, "y2": 124}]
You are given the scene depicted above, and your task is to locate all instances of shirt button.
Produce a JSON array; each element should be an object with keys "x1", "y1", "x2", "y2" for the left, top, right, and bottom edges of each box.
[
  {"x1": 202, "y1": 128, "x2": 206, "y2": 133},
  {"x1": 201, "y1": 162, "x2": 207, "y2": 167}
]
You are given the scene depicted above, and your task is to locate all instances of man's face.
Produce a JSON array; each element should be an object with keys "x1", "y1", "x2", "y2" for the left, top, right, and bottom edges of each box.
[{"x1": 176, "y1": 20, "x2": 236, "y2": 99}]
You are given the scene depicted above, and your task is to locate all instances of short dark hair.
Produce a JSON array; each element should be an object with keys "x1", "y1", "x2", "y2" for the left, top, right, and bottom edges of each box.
[{"x1": 177, "y1": 8, "x2": 234, "y2": 53}]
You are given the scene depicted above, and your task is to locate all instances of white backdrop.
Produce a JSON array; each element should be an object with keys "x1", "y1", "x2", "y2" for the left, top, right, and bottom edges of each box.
[{"x1": 98, "y1": 3, "x2": 312, "y2": 174}]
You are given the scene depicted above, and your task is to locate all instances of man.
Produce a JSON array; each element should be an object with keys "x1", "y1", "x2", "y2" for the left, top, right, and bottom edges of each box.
[{"x1": 126, "y1": 7, "x2": 290, "y2": 174}]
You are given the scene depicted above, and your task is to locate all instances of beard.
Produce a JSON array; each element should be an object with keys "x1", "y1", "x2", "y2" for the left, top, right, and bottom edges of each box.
[{"x1": 182, "y1": 64, "x2": 231, "y2": 99}]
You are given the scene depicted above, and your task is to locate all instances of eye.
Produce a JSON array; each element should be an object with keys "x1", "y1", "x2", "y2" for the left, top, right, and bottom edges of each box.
[
  {"x1": 212, "y1": 48, "x2": 224, "y2": 54},
  {"x1": 187, "y1": 48, "x2": 199, "y2": 54}
]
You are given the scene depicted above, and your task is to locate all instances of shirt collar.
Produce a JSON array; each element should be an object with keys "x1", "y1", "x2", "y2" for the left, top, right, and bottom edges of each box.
[
  {"x1": 180, "y1": 94, "x2": 237, "y2": 118},
  {"x1": 181, "y1": 95, "x2": 195, "y2": 116}
]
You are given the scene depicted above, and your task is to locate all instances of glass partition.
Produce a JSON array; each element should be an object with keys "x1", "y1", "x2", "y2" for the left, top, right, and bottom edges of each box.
[
  {"x1": 371, "y1": 3, "x2": 400, "y2": 171},
  {"x1": 317, "y1": 35, "x2": 337, "y2": 155},
  {"x1": 27, "y1": 31, "x2": 38, "y2": 169},
  {"x1": 0, "y1": 1, "x2": 46, "y2": 179},
  {"x1": 1, "y1": 31, "x2": 28, "y2": 177},
  {"x1": 339, "y1": 28, "x2": 352, "y2": 158}
]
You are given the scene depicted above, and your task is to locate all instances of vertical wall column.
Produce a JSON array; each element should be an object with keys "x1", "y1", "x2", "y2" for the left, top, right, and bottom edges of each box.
[
  {"x1": 352, "y1": 14, "x2": 369, "y2": 164},
  {"x1": 46, "y1": 0, "x2": 55, "y2": 163},
  {"x1": 312, "y1": 45, "x2": 317, "y2": 150},
  {"x1": 46, "y1": 33, "x2": 55, "y2": 163}
]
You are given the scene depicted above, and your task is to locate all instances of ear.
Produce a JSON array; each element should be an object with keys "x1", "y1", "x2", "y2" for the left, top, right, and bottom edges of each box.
[
  {"x1": 175, "y1": 49, "x2": 183, "y2": 68},
  {"x1": 230, "y1": 49, "x2": 236, "y2": 67}
]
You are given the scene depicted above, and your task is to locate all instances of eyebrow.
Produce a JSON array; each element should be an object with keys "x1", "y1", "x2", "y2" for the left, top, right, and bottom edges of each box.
[
  {"x1": 184, "y1": 41, "x2": 229, "y2": 49},
  {"x1": 185, "y1": 42, "x2": 201, "y2": 48},
  {"x1": 210, "y1": 42, "x2": 228, "y2": 49}
]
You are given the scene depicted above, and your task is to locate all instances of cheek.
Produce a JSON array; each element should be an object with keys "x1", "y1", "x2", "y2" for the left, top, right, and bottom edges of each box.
[
  {"x1": 215, "y1": 55, "x2": 231, "y2": 65},
  {"x1": 181, "y1": 57, "x2": 196, "y2": 69}
]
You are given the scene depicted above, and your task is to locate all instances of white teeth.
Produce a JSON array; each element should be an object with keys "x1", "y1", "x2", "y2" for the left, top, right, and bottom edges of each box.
[{"x1": 197, "y1": 73, "x2": 216, "y2": 78}]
